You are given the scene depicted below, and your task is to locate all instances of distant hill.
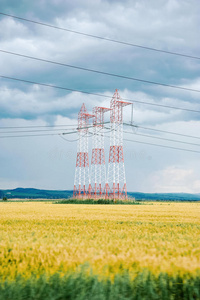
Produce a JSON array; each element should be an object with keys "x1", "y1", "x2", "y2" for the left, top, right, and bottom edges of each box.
[
  {"x1": 1, "y1": 188, "x2": 73, "y2": 199},
  {"x1": 128, "y1": 192, "x2": 200, "y2": 201},
  {"x1": 0, "y1": 188, "x2": 200, "y2": 201}
]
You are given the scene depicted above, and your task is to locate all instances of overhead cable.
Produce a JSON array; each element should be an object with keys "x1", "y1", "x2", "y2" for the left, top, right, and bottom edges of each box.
[
  {"x1": 3, "y1": 122, "x2": 200, "y2": 148},
  {"x1": 0, "y1": 124, "x2": 76, "y2": 129},
  {"x1": 88, "y1": 129, "x2": 200, "y2": 154},
  {"x1": 0, "y1": 12, "x2": 199, "y2": 60},
  {"x1": 123, "y1": 138, "x2": 200, "y2": 154},
  {"x1": 123, "y1": 129, "x2": 200, "y2": 147},
  {"x1": 1, "y1": 125, "x2": 200, "y2": 154},
  {"x1": 1, "y1": 75, "x2": 200, "y2": 114},
  {"x1": 105, "y1": 125, "x2": 200, "y2": 147},
  {"x1": 1, "y1": 122, "x2": 200, "y2": 141},
  {"x1": 0, "y1": 128, "x2": 78, "y2": 134},
  {"x1": 125, "y1": 123, "x2": 200, "y2": 140},
  {"x1": 0, "y1": 130, "x2": 77, "y2": 138},
  {"x1": 0, "y1": 49, "x2": 199, "y2": 93}
]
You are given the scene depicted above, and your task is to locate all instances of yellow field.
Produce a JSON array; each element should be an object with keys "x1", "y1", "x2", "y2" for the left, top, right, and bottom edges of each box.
[{"x1": 0, "y1": 202, "x2": 199, "y2": 280}]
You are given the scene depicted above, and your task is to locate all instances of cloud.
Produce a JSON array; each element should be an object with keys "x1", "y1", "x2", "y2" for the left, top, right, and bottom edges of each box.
[
  {"x1": 150, "y1": 166, "x2": 200, "y2": 193},
  {"x1": 1, "y1": 84, "x2": 199, "y2": 126},
  {"x1": 0, "y1": 0, "x2": 200, "y2": 191}
]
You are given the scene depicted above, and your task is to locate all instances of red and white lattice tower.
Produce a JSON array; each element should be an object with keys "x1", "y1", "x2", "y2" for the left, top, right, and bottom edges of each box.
[
  {"x1": 105, "y1": 89, "x2": 131, "y2": 200},
  {"x1": 73, "y1": 103, "x2": 94, "y2": 199},
  {"x1": 90, "y1": 106, "x2": 110, "y2": 198}
]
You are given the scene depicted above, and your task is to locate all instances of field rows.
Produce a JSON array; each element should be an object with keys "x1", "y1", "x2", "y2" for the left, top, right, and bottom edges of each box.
[{"x1": 0, "y1": 202, "x2": 199, "y2": 280}]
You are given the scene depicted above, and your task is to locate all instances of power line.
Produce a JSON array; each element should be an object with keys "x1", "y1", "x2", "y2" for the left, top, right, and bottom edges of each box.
[
  {"x1": 125, "y1": 123, "x2": 200, "y2": 141},
  {"x1": 105, "y1": 124, "x2": 200, "y2": 148},
  {"x1": 0, "y1": 133, "x2": 61, "y2": 138},
  {"x1": 1, "y1": 122, "x2": 200, "y2": 142},
  {"x1": 59, "y1": 135, "x2": 79, "y2": 142},
  {"x1": 0, "y1": 128, "x2": 77, "y2": 134},
  {"x1": 0, "y1": 122, "x2": 107, "y2": 131},
  {"x1": 123, "y1": 138, "x2": 200, "y2": 154},
  {"x1": 0, "y1": 123, "x2": 107, "y2": 137},
  {"x1": 1, "y1": 75, "x2": 200, "y2": 114},
  {"x1": 0, "y1": 122, "x2": 106, "y2": 134},
  {"x1": 3, "y1": 122, "x2": 198, "y2": 147},
  {"x1": 0, "y1": 130, "x2": 77, "y2": 139},
  {"x1": 0, "y1": 12, "x2": 199, "y2": 60},
  {"x1": 89, "y1": 129, "x2": 200, "y2": 154},
  {"x1": 123, "y1": 129, "x2": 200, "y2": 148},
  {"x1": 0, "y1": 124, "x2": 76, "y2": 129},
  {"x1": 1, "y1": 123, "x2": 200, "y2": 154},
  {"x1": 1, "y1": 49, "x2": 200, "y2": 93}
]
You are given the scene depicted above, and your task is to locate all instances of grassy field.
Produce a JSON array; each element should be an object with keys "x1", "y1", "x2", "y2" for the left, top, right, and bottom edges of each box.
[{"x1": 0, "y1": 202, "x2": 199, "y2": 299}]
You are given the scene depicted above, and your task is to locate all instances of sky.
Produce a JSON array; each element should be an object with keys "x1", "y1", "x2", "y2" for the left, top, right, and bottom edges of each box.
[{"x1": 0, "y1": 0, "x2": 200, "y2": 193}]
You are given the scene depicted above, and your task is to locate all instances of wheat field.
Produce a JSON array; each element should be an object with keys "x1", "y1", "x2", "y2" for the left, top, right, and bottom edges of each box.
[
  {"x1": 0, "y1": 201, "x2": 200, "y2": 299},
  {"x1": 0, "y1": 201, "x2": 199, "y2": 280}
]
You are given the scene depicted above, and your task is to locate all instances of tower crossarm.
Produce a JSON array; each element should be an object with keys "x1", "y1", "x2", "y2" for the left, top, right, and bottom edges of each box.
[{"x1": 116, "y1": 100, "x2": 132, "y2": 107}]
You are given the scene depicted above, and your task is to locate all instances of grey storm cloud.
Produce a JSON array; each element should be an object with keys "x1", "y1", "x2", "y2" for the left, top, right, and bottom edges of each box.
[{"x1": 0, "y1": 0, "x2": 200, "y2": 192}]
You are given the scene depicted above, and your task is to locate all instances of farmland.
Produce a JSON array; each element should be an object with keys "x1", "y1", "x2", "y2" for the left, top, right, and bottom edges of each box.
[{"x1": 0, "y1": 202, "x2": 200, "y2": 299}]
